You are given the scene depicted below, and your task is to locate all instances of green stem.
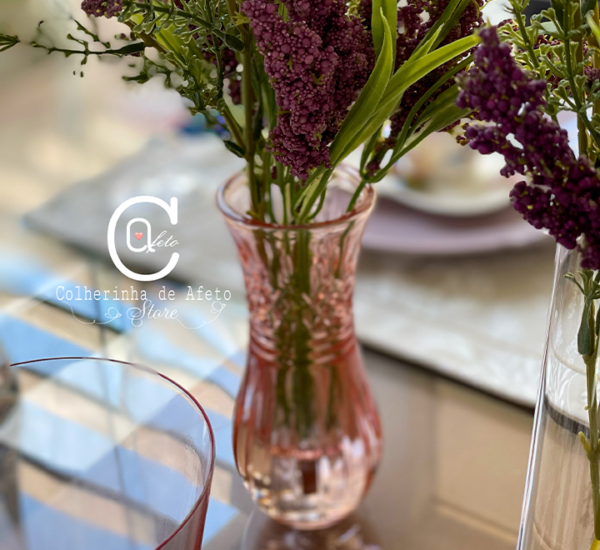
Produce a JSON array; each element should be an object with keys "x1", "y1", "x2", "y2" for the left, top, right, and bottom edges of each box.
[
  {"x1": 307, "y1": 188, "x2": 327, "y2": 221},
  {"x1": 360, "y1": 128, "x2": 382, "y2": 176},
  {"x1": 574, "y1": 5, "x2": 590, "y2": 157},
  {"x1": 347, "y1": 181, "x2": 367, "y2": 212},
  {"x1": 295, "y1": 168, "x2": 332, "y2": 223},
  {"x1": 224, "y1": 0, "x2": 238, "y2": 19},
  {"x1": 241, "y1": 31, "x2": 260, "y2": 215},
  {"x1": 594, "y1": 6, "x2": 600, "y2": 114},
  {"x1": 293, "y1": 167, "x2": 325, "y2": 215},
  {"x1": 515, "y1": 7, "x2": 540, "y2": 69},
  {"x1": 563, "y1": 1, "x2": 600, "y2": 153},
  {"x1": 584, "y1": 345, "x2": 600, "y2": 540},
  {"x1": 222, "y1": 107, "x2": 245, "y2": 149},
  {"x1": 265, "y1": 229, "x2": 315, "y2": 437},
  {"x1": 291, "y1": 230, "x2": 313, "y2": 437},
  {"x1": 212, "y1": 39, "x2": 227, "y2": 98},
  {"x1": 572, "y1": 270, "x2": 600, "y2": 545},
  {"x1": 282, "y1": 182, "x2": 291, "y2": 225},
  {"x1": 30, "y1": 41, "x2": 145, "y2": 58}
]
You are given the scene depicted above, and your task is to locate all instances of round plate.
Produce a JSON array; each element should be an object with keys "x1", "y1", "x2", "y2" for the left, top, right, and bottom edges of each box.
[
  {"x1": 373, "y1": 133, "x2": 518, "y2": 218},
  {"x1": 362, "y1": 197, "x2": 549, "y2": 256}
]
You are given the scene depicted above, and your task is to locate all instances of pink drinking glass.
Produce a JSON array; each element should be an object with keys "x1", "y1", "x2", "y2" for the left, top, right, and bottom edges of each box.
[{"x1": 0, "y1": 357, "x2": 215, "y2": 550}]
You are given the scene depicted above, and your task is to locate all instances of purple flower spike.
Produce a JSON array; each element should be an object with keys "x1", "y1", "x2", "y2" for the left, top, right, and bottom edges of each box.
[
  {"x1": 242, "y1": 0, "x2": 373, "y2": 180},
  {"x1": 82, "y1": 0, "x2": 123, "y2": 18},
  {"x1": 458, "y1": 26, "x2": 600, "y2": 270}
]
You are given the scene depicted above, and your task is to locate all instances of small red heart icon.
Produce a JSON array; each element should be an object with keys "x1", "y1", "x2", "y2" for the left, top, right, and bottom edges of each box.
[{"x1": 135, "y1": 232, "x2": 143, "y2": 240}]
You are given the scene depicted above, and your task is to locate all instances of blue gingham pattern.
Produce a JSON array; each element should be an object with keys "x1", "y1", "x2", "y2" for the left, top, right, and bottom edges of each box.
[{"x1": 0, "y1": 249, "x2": 250, "y2": 549}]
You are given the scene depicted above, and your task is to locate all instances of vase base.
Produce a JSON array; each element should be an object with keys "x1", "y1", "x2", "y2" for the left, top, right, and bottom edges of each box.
[
  {"x1": 241, "y1": 508, "x2": 382, "y2": 549},
  {"x1": 247, "y1": 479, "x2": 362, "y2": 531},
  {"x1": 254, "y1": 501, "x2": 353, "y2": 531},
  {"x1": 238, "y1": 438, "x2": 375, "y2": 531}
]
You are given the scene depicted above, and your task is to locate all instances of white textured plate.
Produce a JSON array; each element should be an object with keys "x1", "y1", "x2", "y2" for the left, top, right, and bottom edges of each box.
[{"x1": 375, "y1": 133, "x2": 517, "y2": 217}]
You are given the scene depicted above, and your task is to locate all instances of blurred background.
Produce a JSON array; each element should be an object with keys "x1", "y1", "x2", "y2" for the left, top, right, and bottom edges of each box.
[{"x1": 0, "y1": 0, "x2": 555, "y2": 548}]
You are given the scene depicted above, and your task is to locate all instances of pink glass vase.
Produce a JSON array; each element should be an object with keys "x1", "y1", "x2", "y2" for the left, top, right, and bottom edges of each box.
[{"x1": 218, "y1": 167, "x2": 382, "y2": 530}]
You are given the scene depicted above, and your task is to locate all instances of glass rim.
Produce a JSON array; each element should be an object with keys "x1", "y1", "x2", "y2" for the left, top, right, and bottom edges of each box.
[
  {"x1": 217, "y1": 165, "x2": 375, "y2": 230},
  {"x1": 9, "y1": 355, "x2": 216, "y2": 550}
]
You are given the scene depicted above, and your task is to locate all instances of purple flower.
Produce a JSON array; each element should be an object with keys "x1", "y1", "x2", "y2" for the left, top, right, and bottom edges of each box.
[
  {"x1": 458, "y1": 26, "x2": 600, "y2": 269},
  {"x1": 242, "y1": 0, "x2": 373, "y2": 179},
  {"x1": 81, "y1": 0, "x2": 122, "y2": 18}
]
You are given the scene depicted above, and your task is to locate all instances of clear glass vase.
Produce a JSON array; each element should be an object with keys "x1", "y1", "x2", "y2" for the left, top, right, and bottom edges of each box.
[
  {"x1": 519, "y1": 246, "x2": 600, "y2": 550},
  {"x1": 218, "y1": 167, "x2": 383, "y2": 530}
]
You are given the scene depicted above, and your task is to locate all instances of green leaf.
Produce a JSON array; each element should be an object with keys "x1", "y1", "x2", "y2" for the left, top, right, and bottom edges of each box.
[
  {"x1": 222, "y1": 32, "x2": 244, "y2": 52},
  {"x1": 550, "y1": 0, "x2": 565, "y2": 28},
  {"x1": 113, "y1": 42, "x2": 146, "y2": 55},
  {"x1": 381, "y1": 34, "x2": 478, "y2": 117},
  {"x1": 582, "y1": 0, "x2": 598, "y2": 17},
  {"x1": 413, "y1": 23, "x2": 445, "y2": 58},
  {"x1": 0, "y1": 33, "x2": 19, "y2": 53},
  {"x1": 404, "y1": 101, "x2": 468, "y2": 152},
  {"x1": 360, "y1": 128, "x2": 382, "y2": 173},
  {"x1": 582, "y1": 269, "x2": 594, "y2": 289},
  {"x1": 540, "y1": 21, "x2": 560, "y2": 35},
  {"x1": 331, "y1": 33, "x2": 479, "y2": 165},
  {"x1": 440, "y1": 0, "x2": 480, "y2": 48},
  {"x1": 223, "y1": 139, "x2": 246, "y2": 158},
  {"x1": 413, "y1": 82, "x2": 461, "y2": 125},
  {"x1": 579, "y1": 431, "x2": 593, "y2": 459},
  {"x1": 588, "y1": 13, "x2": 600, "y2": 45},
  {"x1": 371, "y1": 0, "x2": 397, "y2": 63},
  {"x1": 382, "y1": 56, "x2": 471, "y2": 168},
  {"x1": 566, "y1": 272, "x2": 585, "y2": 293},
  {"x1": 330, "y1": 10, "x2": 394, "y2": 165},
  {"x1": 415, "y1": 0, "x2": 468, "y2": 54}
]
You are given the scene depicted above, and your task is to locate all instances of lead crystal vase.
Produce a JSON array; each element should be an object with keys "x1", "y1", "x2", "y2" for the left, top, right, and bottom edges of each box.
[
  {"x1": 518, "y1": 246, "x2": 600, "y2": 550},
  {"x1": 218, "y1": 167, "x2": 383, "y2": 530}
]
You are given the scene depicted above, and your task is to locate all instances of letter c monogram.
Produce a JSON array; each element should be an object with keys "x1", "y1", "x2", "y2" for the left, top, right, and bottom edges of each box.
[{"x1": 107, "y1": 196, "x2": 179, "y2": 282}]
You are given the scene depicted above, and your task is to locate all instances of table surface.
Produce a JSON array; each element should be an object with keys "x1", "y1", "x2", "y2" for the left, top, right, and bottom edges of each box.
[
  {"x1": 221, "y1": 351, "x2": 533, "y2": 550},
  {"x1": 0, "y1": 25, "x2": 534, "y2": 550}
]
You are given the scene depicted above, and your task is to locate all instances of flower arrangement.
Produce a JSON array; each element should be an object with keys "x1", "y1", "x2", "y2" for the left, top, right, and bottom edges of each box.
[
  {"x1": 1, "y1": 0, "x2": 481, "y2": 223},
  {"x1": 0, "y1": 0, "x2": 488, "y2": 525},
  {"x1": 457, "y1": 3, "x2": 600, "y2": 547}
]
